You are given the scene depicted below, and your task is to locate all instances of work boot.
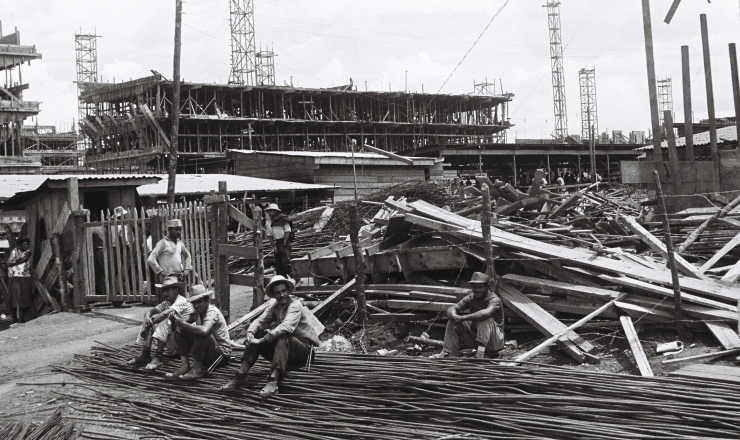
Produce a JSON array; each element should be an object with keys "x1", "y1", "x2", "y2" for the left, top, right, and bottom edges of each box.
[
  {"x1": 220, "y1": 373, "x2": 248, "y2": 391},
  {"x1": 259, "y1": 378, "x2": 279, "y2": 398}
]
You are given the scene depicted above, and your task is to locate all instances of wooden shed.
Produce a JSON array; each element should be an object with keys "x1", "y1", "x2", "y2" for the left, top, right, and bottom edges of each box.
[{"x1": 229, "y1": 150, "x2": 437, "y2": 201}]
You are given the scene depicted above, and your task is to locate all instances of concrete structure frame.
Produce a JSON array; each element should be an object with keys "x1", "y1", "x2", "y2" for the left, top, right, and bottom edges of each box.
[
  {"x1": 21, "y1": 125, "x2": 82, "y2": 172},
  {"x1": 579, "y1": 67, "x2": 597, "y2": 142},
  {"x1": 78, "y1": 74, "x2": 513, "y2": 173},
  {"x1": 474, "y1": 78, "x2": 506, "y2": 143},
  {"x1": 229, "y1": 0, "x2": 256, "y2": 86},
  {"x1": 545, "y1": 1, "x2": 568, "y2": 140}
]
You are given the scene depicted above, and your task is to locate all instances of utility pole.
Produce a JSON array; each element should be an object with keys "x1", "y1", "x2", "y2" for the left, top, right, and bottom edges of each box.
[{"x1": 168, "y1": 0, "x2": 182, "y2": 205}]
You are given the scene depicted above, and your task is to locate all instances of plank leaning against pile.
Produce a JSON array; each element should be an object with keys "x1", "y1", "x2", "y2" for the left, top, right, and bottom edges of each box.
[
  {"x1": 220, "y1": 275, "x2": 324, "y2": 398},
  {"x1": 147, "y1": 219, "x2": 192, "y2": 283},
  {"x1": 429, "y1": 272, "x2": 505, "y2": 359}
]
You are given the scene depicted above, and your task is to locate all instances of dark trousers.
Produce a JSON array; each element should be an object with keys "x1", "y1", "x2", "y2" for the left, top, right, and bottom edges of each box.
[
  {"x1": 174, "y1": 330, "x2": 230, "y2": 369},
  {"x1": 274, "y1": 242, "x2": 292, "y2": 278},
  {"x1": 94, "y1": 250, "x2": 106, "y2": 296},
  {"x1": 243, "y1": 330, "x2": 312, "y2": 378}
]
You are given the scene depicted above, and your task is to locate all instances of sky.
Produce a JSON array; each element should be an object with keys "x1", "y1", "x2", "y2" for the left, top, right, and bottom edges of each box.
[{"x1": 1, "y1": 0, "x2": 739, "y2": 140}]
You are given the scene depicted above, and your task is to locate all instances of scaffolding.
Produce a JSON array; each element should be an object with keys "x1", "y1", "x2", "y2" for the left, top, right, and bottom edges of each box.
[
  {"x1": 255, "y1": 46, "x2": 276, "y2": 86},
  {"x1": 657, "y1": 77, "x2": 673, "y2": 128},
  {"x1": 579, "y1": 68, "x2": 597, "y2": 143},
  {"x1": 544, "y1": 1, "x2": 568, "y2": 141},
  {"x1": 474, "y1": 78, "x2": 506, "y2": 143},
  {"x1": 75, "y1": 32, "x2": 100, "y2": 151},
  {"x1": 228, "y1": 0, "x2": 256, "y2": 85}
]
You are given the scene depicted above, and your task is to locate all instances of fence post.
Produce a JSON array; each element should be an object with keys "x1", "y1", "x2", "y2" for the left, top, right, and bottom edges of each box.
[
  {"x1": 349, "y1": 204, "x2": 367, "y2": 323},
  {"x1": 50, "y1": 234, "x2": 68, "y2": 311},
  {"x1": 251, "y1": 206, "x2": 265, "y2": 310},
  {"x1": 216, "y1": 182, "x2": 230, "y2": 321}
]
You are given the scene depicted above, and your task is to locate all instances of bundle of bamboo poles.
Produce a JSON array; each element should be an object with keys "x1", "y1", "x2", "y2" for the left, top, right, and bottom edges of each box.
[
  {"x1": 0, "y1": 408, "x2": 77, "y2": 440},
  {"x1": 48, "y1": 344, "x2": 740, "y2": 439}
]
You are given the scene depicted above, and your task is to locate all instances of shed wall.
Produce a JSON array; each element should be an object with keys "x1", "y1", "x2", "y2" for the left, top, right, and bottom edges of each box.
[{"x1": 315, "y1": 164, "x2": 427, "y2": 201}]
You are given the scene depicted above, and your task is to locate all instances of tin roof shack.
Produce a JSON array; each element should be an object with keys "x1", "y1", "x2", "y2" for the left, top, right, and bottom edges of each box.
[
  {"x1": 137, "y1": 173, "x2": 334, "y2": 211},
  {"x1": 229, "y1": 150, "x2": 437, "y2": 201},
  {"x1": 2, "y1": 173, "x2": 160, "y2": 248}
]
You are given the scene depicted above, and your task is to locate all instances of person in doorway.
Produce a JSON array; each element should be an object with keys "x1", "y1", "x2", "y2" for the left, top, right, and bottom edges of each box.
[
  {"x1": 127, "y1": 277, "x2": 194, "y2": 370},
  {"x1": 430, "y1": 272, "x2": 505, "y2": 359},
  {"x1": 89, "y1": 224, "x2": 107, "y2": 296},
  {"x1": 220, "y1": 275, "x2": 323, "y2": 398},
  {"x1": 169, "y1": 288, "x2": 231, "y2": 380},
  {"x1": 6, "y1": 237, "x2": 34, "y2": 323},
  {"x1": 147, "y1": 219, "x2": 192, "y2": 283},
  {"x1": 264, "y1": 203, "x2": 293, "y2": 279}
]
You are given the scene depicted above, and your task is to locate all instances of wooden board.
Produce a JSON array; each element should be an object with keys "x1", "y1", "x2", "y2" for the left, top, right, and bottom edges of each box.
[
  {"x1": 497, "y1": 282, "x2": 586, "y2": 363},
  {"x1": 228, "y1": 299, "x2": 273, "y2": 331},
  {"x1": 668, "y1": 364, "x2": 740, "y2": 384},
  {"x1": 620, "y1": 315, "x2": 654, "y2": 377},
  {"x1": 503, "y1": 274, "x2": 619, "y2": 301},
  {"x1": 311, "y1": 279, "x2": 356, "y2": 317},
  {"x1": 705, "y1": 322, "x2": 740, "y2": 349},
  {"x1": 698, "y1": 230, "x2": 740, "y2": 273}
]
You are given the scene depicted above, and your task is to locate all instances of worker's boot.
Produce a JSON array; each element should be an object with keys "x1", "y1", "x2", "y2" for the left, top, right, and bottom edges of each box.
[
  {"x1": 220, "y1": 373, "x2": 248, "y2": 391},
  {"x1": 259, "y1": 378, "x2": 279, "y2": 398}
]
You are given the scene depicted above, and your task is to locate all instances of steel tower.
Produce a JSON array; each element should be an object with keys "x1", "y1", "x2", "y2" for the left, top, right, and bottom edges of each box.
[
  {"x1": 657, "y1": 77, "x2": 673, "y2": 128},
  {"x1": 544, "y1": 2, "x2": 568, "y2": 140},
  {"x1": 579, "y1": 68, "x2": 597, "y2": 142},
  {"x1": 256, "y1": 45, "x2": 276, "y2": 86},
  {"x1": 229, "y1": 0, "x2": 256, "y2": 85},
  {"x1": 75, "y1": 32, "x2": 100, "y2": 150}
]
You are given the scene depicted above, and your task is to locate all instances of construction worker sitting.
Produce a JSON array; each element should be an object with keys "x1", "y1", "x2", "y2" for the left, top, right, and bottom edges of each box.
[
  {"x1": 169, "y1": 288, "x2": 231, "y2": 380},
  {"x1": 430, "y1": 272, "x2": 505, "y2": 359},
  {"x1": 220, "y1": 275, "x2": 324, "y2": 398},
  {"x1": 127, "y1": 277, "x2": 193, "y2": 370}
]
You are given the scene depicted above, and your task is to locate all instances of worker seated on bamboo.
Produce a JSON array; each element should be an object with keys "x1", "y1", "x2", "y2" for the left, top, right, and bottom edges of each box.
[
  {"x1": 127, "y1": 277, "x2": 194, "y2": 370},
  {"x1": 168, "y1": 289, "x2": 231, "y2": 380},
  {"x1": 430, "y1": 272, "x2": 505, "y2": 359},
  {"x1": 220, "y1": 275, "x2": 324, "y2": 398}
]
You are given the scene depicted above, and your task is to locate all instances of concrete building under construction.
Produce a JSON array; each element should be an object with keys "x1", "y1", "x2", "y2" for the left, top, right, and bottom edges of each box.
[{"x1": 78, "y1": 73, "x2": 513, "y2": 172}]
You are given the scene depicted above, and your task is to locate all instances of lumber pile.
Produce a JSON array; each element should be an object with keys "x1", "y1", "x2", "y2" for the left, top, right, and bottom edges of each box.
[{"x1": 286, "y1": 190, "x2": 740, "y2": 372}]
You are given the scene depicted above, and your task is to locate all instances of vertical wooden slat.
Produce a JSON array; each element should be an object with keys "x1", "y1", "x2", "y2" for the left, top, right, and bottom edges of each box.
[
  {"x1": 126, "y1": 209, "x2": 138, "y2": 301},
  {"x1": 198, "y1": 202, "x2": 209, "y2": 287},
  {"x1": 188, "y1": 201, "x2": 200, "y2": 286},
  {"x1": 143, "y1": 208, "x2": 152, "y2": 300},
  {"x1": 186, "y1": 201, "x2": 196, "y2": 285},
  {"x1": 132, "y1": 207, "x2": 144, "y2": 301},
  {"x1": 111, "y1": 210, "x2": 125, "y2": 299},
  {"x1": 101, "y1": 211, "x2": 111, "y2": 301},
  {"x1": 202, "y1": 202, "x2": 213, "y2": 288}
]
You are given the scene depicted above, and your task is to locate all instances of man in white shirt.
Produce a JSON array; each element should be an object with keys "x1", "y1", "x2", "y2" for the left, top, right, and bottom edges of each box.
[
  {"x1": 170, "y1": 289, "x2": 232, "y2": 380},
  {"x1": 147, "y1": 219, "x2": 192, "y2": 283}
]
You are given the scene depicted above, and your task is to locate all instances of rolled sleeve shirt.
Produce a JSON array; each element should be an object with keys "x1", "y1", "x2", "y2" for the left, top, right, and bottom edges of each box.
[
  {"x1": 147, "y1": 236, "x2": 192, "y2": 276},
  {"x1": 248, "y1": 298, "x2": 324, "y2": 346}
]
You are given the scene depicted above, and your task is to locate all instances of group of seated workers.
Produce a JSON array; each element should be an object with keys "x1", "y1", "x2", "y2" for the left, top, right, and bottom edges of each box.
[
  {"x1": 128, "y1": 274, "x2": 323, "y2": 398},
  {"x1": 128, "y1": 271, "x2": 502, "y2": 398}
]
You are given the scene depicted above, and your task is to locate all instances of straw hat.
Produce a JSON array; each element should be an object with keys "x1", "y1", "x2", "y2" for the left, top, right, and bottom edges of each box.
[
  {"x1": 188, "y1": 290, "x2": 212, "y2": 303},
  {"x1": 468, "y1": 272, "x2": 490, "y2": 285},
  {"x1": 113, "y1": 206, "x2": 128, "y2": 218},
  {"x1": 155, "y1": 276, "x2": 186, "y2": 291},
  {"x1": 265, "y1": 275, "x2": 294, "y2": 297},
  {"x1": 166, "y1": 219, "x2": 183, "y2": 228},
  {"x1": 264, "y1": 203, "x2": 281, "y2": 213}
]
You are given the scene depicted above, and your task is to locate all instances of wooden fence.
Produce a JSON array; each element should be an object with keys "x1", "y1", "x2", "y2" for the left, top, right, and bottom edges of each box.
[{"x1": 78, "y1": 202, "x2": 212, "y2": 304}]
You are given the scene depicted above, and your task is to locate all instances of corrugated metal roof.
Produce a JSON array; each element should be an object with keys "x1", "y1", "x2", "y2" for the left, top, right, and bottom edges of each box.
[
  {"x1": 0, "y1": 174, "x2": 161, "y2": 201},
  {"x1": 137, "y1": 174, "x2": 333, "y2": 197},
  {"x1": 636, "y1": 125, "x2": 738, "y2": 151},
  {"x1": 230, "y1": 150, "x2": 435, "y2": 165}
]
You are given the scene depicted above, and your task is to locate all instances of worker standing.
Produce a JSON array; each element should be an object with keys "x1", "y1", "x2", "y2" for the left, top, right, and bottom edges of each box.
[
  {"x1": 6, "y1": 237, "x2": 33, "y2": 323},
  {"x1": 147, "y1": 219, "x2": 192, "y2": 283},
  {"x1": 264, "y1": 203, "x2": 293, "y2": 279}
]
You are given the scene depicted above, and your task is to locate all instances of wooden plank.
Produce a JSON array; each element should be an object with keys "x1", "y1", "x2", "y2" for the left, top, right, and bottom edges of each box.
[
  {"x1": 600, "y1": 274, "x2": 737, "y2": 311},
  {"x1": 101, "y1": 211, "x2": 112, "y2": 301},
  {"x1": 33, "y1": 279, "x2": 60, "y2": 313},
  {"x1": 139, "y1": 207, "x2": 152, "y2": 301},
  {"x1": 721, "y1": 259, "x2": 740, "y2": 283},
  {"x1": 370, "y1": 313, "x2": 431, "y2": 322},
  {"x1": 362, "y1": 144, "x2": 414, "y2": 164},
  {"x1": 698, "y1": 230, "x2": 740, "y2": 273},
  {"x1": 548, "y1": 193, "x2": 582, "y2": 218},
  {"x1": 663, "y1": 348, "x2": 740, "y2": 364},
  {"x1": 619, "y1": 314, "x2": 654, "y2": 377},
  {"x1": 229, "y1": 273, "x2": 255, "y2": 287},
  {"x1": 227, "y1": 298, "x2": 274, "y2": 331},
  {"x1": 402, "y1": 200, "x2": 739, "y2": 302},
  {"x1": 705, "y1": 322, "x2": 740, "y2": 349},
  {"x1": 503, "y1": 274, "x2": 619, "y2": 302},
  {"x1": 227, "y1": 203, "x2": 255, "y2": 231},
  {"x1": 527, "y1": 169, "x2": 546, "y2": 197},
  {"x1": 311, "y1": 278, "x2": 356, "y2": 317},
  {"x1": 519, "y1": 260, "x2": 601, "y2": 288},
  {"x1": 497, "y1": 282, "x2": 585, "y2": 363},
  {"x1": 368, "y1": 300, "x2": 450, "y2": 312},
  {"x1": 622, "y1": 215, "x2": 705, "y2": 280},
  {"x1": 668, "y1": 364, "x2": 740, "y2": 384}
]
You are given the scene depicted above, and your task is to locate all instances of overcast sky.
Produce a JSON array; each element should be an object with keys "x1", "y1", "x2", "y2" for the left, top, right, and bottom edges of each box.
[{"x1": 2, "y1": 0, "x2": 739, "y2": 140}]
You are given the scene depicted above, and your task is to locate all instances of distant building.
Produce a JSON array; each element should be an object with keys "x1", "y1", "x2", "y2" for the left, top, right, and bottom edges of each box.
[
  {"x1": 612, "y1": 130, "x2": 623, "y2": 144},
  {"x1": 630, "y1": 131, "x2": 646, "y2": 144}
]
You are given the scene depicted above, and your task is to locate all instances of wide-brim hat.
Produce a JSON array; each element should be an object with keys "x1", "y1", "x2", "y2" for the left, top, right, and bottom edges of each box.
[
  {"x1": 113, "y1": 206, "x2": 128, "y2": 218},
  {"x1": 265, "y1": 275, "x2": 295, "y2": 297},
  {"x1": 468, "y1": 272, "x2": 490, "y2": 285},
  {"x1": 155, "y1": 276, "x2": 186, "y2": 291},
  {"x1": 265, "y1": 203, "x2": 281, "y2": 213},
  {"x1": 188, "y1": 290, "x2": 212, "y2": 303}
]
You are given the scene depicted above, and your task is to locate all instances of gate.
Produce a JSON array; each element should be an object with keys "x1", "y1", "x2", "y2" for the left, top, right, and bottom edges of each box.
[{"x1": 78, "y1": 202, "x2": 213, "y2": 305}]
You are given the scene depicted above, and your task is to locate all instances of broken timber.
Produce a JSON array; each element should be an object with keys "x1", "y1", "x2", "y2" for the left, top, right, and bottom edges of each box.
[{"x1": 619, "y1": 314, "x2": 654, "y2": 377}]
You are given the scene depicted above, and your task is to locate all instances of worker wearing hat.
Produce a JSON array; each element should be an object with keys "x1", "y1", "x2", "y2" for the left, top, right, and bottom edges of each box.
[
  {"x1": 430, "y1": 272, "x2": 505, "y2": 359},
  {"x1": 128, "y1": 277, "x2": 194, "y2": 370},
  {"x1": 147, "y1": 218, "x2": 192, "y2": 283},
  {"x1": 169, "y1": 286, "x2": 232, "y2": 380},
  {"x1": 220, "y1": 275, "x2": 324, "y2": 398},
  {"x1": 264, "y1": 203, "x2": 293, "y2": 279}
]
